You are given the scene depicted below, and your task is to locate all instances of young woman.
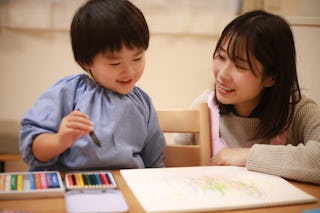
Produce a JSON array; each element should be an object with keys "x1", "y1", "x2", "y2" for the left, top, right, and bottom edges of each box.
[
  {"x1": 176, "y1": 10, "x2": 320, "y2": 184},
  {"x1": 19, "y1": 0, "x2": 166, "y2": 171}
]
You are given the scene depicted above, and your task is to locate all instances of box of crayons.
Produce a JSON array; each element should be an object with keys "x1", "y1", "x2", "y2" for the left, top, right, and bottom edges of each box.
[
  {"x1": 64, "y1": 171, "x2": 128, "y2": 212},
  {"x1": 0, "y1": 171, "x2": 65, "y2": 199},
  {"x1": 65, "y1": 171, "x2": 117, "y2": 190}
]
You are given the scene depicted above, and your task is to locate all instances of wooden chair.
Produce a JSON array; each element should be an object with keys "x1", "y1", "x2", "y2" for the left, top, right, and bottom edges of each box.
[{"x1": 157, "y1": 103, "x2": 211, "y2": 167}]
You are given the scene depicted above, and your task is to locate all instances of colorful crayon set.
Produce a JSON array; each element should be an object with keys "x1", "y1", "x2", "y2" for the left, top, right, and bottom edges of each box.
[
  {"x1": 0, "y1": 171, "x2": 64, "y2": 199},
  {"x1": 65, "y1": 171, "x2": 117, "y2": 190}
]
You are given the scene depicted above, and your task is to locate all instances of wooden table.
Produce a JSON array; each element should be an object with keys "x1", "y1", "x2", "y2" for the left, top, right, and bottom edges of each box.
[{"x1": 0, "y1": 170, "x2": 319, "y2": 213}]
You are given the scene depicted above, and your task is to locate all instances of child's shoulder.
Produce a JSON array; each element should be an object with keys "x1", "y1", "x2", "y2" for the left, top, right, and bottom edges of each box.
[
  {"x1": 131, "y1": 86, "x2": 151, "y2": 99},
  {"x1": 48, "y1": 74, "x2": 92, "y2": 91},
  {"x1": 53, "y1": 73, "x2": 89, "y2": 86}
]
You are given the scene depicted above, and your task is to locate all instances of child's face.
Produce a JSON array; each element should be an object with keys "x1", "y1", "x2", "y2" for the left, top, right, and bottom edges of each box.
[
  {"x1": 85, "y1": 46, "x2": 145, "y2": 95},
  {"x1": 213, "y1": 42, "x2": 274, "y2": 117}
]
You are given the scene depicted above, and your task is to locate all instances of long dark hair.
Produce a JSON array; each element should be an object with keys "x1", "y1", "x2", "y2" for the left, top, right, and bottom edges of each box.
[{"x1": 213, "y1": 10, "x2": 301, "y2": 139}]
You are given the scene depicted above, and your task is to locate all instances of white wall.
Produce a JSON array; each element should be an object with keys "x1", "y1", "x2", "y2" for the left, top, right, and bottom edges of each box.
[{"x1": 0, "y1": 0, "x2": 319, "y2": 122}]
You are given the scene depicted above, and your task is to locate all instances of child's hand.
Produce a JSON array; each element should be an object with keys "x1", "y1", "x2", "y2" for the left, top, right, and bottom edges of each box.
[
  {"x1": 211, "y1": 148, "x2": 250, "y2": 167},
  {"x1": 57, "y1": 110, "x2": 93, "y2": 147}
]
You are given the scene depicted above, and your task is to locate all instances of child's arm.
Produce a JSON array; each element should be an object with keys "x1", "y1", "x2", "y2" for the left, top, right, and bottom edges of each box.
[{"x1": 32, "y1": 110, "x2": 93, "y2": 162}]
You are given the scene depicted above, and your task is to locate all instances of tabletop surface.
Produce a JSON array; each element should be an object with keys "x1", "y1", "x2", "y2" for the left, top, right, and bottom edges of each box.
[{"x1": 0, "y1": 170, "x2": 319, "y2": 213}]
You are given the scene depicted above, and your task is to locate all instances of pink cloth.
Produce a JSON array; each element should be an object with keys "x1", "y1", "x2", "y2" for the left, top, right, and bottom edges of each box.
[
  {"x1": 207, "y1": 92, "x2": 227, "y2": 156},
  {"x1": 207, "y1": 91, "x2": 286, "y2": 156}
]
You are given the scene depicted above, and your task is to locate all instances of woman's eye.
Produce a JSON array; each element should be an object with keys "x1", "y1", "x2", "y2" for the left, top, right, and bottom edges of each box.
[
  {"x1": 235, "y1": 64, "x2": 249, "y2": 70},
  {"x1": 109, "y1": 63, "x2": 120, "y2": 66}
]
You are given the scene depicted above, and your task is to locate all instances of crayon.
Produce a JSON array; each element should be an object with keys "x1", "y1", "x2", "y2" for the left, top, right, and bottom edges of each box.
[
  {"x1": 29, "y1": 173, "x2": 35, "y2": 190},
  {"x1": 40, "y1": 173, "x2": 48, "y2": 189},
  {"x1": 0, "y1": 175, "x2": 6, "y2": 191},
  {"x1": 84, "y1": 174, "x2": 91, "y2": 186},
  {"x1": 82, "y1": 174, "x2": 88, "y2": 186},
  {"x1": 51, "y1": 173, "x2": 60, "y2": 188},
  {"x1": 34, "y1": 173, "x2": 42, "y2": 189},
  {"x1": 99, "y1": 173, "x2": 108, "y2": 185},
  {"x1": 46, "y1": 172, "x2": 54, "y2": 188},
  {"x1": 10, "y1": 174, "x2": 18, "y2": 190},
  {"x1": 74, "y1": 174, "x2": 80, "y2": 187},
  {"x1": 67, "y1": 174, "x2": 74, "y2": 188},
  {"x1": 23, "y1": 174, "x2": 30, "y2": 191},
  {"x1": 71, "y1": 174, "x2": 76, "y2": 187},
  {"x1": 105, "y1": 173, "x2": 113, "y2": 185},
  {"x1": 88, "y1": 174, "x2": 97, "y2": 186},
  {"x1": 5, "y1": 175, "x2": 11, "y2": 191},
  {"x1": 94, "y1": 173, "x2": 102, "y2": 186},
  {"x1": 77, "y1": 173, "x2": 84, "y2": 187},
  {"x1": 17, "y1": 174, "x2": 23, "y2": 191}
]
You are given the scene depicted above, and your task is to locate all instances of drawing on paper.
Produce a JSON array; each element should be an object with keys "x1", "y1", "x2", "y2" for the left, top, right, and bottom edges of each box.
[
  {"x1": 138, "y1": 171, "x2": 274, "y2": 202},
  {"x1": 121, "y1": 166, "x2": 316, "y2": 212}
]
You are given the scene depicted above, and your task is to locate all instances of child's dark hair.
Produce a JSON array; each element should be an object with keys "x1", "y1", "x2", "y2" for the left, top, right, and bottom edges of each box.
[
  {"x1": 213, "y1": 10, "x2": 301, "y2": 139},
  {"x1": 71, "y1": 0, "x2": 149, "y2": 67}
]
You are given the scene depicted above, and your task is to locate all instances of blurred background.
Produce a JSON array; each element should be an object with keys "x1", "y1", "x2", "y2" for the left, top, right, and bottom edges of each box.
[{"x1": 0, "y1": 0, "x2": 319, "y2": 122}]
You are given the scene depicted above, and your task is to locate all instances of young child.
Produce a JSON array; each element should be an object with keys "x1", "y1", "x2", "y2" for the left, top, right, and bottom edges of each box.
[
  {"x1": 19, "y1": 0, "x2": 166, "y2": 171},
  {"x1": 175, "y1": 10, "x2": 320, "y2": 184}
]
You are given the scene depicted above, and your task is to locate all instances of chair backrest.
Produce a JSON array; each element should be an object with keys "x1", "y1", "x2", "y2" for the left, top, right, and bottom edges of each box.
[{"x1": 157, "y1": 103, "x2": 211, "y2": 167}]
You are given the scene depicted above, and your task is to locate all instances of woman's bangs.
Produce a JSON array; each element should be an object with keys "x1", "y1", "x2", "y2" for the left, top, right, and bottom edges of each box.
[{"x1": 225, "y1": 31, "x2": 249, "y2": 63}]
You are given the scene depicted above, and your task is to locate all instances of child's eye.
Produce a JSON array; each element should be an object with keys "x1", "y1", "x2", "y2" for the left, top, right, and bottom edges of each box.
[
  {"x1": 109, "y1": 63, "x2": 120, "y2": 66},
  {"x1": 214, "y1": 53, "x2": 225, "y2": 61},
  {"x1": 133, "y1": 57, "x2": 142, "y2": 62}
]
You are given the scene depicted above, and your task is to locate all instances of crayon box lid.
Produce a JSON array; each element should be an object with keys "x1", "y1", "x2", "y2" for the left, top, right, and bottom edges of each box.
[{"x1": 0, "y1": 171, "x2": 65, "y2": 200}]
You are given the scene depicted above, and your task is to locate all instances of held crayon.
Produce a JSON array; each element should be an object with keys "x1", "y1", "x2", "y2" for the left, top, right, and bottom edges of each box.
[
  {"x1": 75, "y1": 108, "x2": 101, "y2": 147},
  {"x1": 17, "y1": 174, "x2": 23, "y2": 191},
  {"x1": 29, "y1": 173, "x2": 35, "y2": 190},
  {"x1": 10, "y1": 174, "x2": 18, "y2": 190}
]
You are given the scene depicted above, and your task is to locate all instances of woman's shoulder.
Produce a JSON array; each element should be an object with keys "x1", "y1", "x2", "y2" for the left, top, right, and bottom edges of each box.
[
  {"x1": 291, "y1": 94, "x2": 320, "y2": 124},
  {"x1": 295, "y1": 94, "x2": 319, "y2": 112},
  {"x1": 190, "y1": 89, "x2": 212, "y2": 109}
]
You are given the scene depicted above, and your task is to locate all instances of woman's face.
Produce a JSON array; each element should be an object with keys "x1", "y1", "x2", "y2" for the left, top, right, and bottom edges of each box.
[{"x1": 213, "y1": 42, "x2": 274, "y2": 117}]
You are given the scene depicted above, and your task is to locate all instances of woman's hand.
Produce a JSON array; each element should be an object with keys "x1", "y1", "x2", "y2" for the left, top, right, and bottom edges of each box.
[{"x1": 211, "y1": 148, "x2": 250, "y2": 167}]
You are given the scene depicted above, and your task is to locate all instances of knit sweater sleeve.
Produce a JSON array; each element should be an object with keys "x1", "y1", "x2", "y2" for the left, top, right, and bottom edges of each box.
[{"x1": 247, "y1": 96, "x2": 320, "y2": 184}]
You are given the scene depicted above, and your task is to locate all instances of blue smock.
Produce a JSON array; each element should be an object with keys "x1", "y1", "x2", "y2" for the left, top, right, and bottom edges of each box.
[{"x1": 19, "y1": 74, "x2": 166, "y2": 171}]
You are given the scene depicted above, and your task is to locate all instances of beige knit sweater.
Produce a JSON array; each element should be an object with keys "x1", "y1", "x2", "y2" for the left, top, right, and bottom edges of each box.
[{"x1": 174, "y1": 90, "x2": 320, "y2": 184}]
